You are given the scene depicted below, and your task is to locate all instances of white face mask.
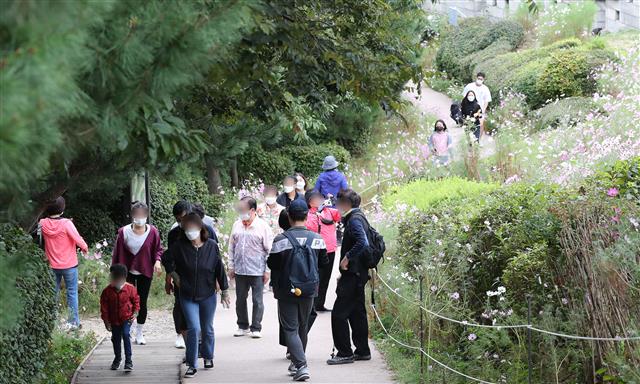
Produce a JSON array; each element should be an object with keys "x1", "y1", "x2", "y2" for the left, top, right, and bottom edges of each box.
[
  {"x1": 112, "y1": 281, "x2": 125, "y2": 290},
  {"x1": 467, "y1": 95, "x2": 475, "y2": 102},
  {"x1": 265, "y1": 196, "x2": 277, "y2": 205},
  {"x1": 185, "y1": 230, "x2": 200, "y2": 241},
  {"x1": 296, "y1": 181, "x2": 305, "y2": 190},
  {"x1": 133, "y1": 217, "x2": 147, "y2": 226},
  {"x1": 239, "y1": 212, "x2": 251, "y2": 221},
  {"x1": 476, "y1": 79, "x2": 484, "y2": 85},
  {"x1": 283, "y1": 185, "x2": 294, "y2": 193}
]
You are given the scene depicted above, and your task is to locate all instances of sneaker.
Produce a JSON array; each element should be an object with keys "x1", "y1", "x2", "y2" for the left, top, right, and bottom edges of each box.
[
  {"x1": 124, "y1": 360, "x2": 133, "y2": 371},
  {"x1": 315, "y1": 306, "x2": 331, "y2": 312},
  {"x1": 184, "y1": 367, "x2": 197, "y2": 378},
  {"x1": 110, "y1": 359, "x2": 121, "y2": 370},
  {"x1": 326, "y1": 355, "x2": 354, "y2": 365},
  {"x1": 233, "y1": 328, "x2": 250, "y2": 337},
  {"x1": 292, "y1": 365, "x2": 310, "y2": 381},
  {"x1": 287, "y1": 362, "x2": 297, "y2": 376},
  {"x1": 175, "y1": 334, "x2": 186, "y2": 349},
  {"x1": 285, "y1": 352, "x2": 291, "y2": 360},
  {"x1": 204, "y1": 359, "x2": 214, "y2": 369},
  {"x1": 354, "y1": 353, "x2": 371, "y2": 361},
  {"x1": 250, "y1": 331, "x2": 262, "y2": 339},
  {"x1": 134, "y1": 327, "x2": 146, "y2": 345}
]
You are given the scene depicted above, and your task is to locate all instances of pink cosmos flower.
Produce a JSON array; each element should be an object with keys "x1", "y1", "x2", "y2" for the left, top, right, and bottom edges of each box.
[
  {"x1": 607, "y1": 188, "x2": 619, "y2": 197},
  {"x1": 468, "y1": 333, "x2": 477, "y2": 341}
]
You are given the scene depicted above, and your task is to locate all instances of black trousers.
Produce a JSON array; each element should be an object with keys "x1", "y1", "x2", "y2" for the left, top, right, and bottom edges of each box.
[
  {"x1": 331, "y1": 273, "x2": 371, "y2": 357},
  {"x1": 173, "y1": 287, "x2": 187, "y2": 334},
  {"x1": 315, "y1": 252, "x2": 335, "y2": 310},
  {"x1": 126, "y1": 273, "x2": 152, "y2": 324}
]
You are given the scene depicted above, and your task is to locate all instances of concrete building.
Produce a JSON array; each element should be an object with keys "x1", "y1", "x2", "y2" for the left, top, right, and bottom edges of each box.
[{"x1": 423, "y1": 0, "x2": 640, "y2": 32}]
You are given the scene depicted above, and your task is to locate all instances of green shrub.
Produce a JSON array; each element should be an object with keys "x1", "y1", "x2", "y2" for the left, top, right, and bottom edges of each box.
[
  {"x1": 593, "y1": 156, "x2": 640, "y2": 202},
  {"x1": 461, "y1": 39, "x2": 513, "y2": 83},
  {"x1": 530, "y1": 96, "x2": 597, "y2": 132},
  {"x1": 0, "y1": 224, "x2": 56, "y2": 384},
  {"x1": 40, "y1": 331, "x2": 95, "y2": 384},
  {"x1": 238, "y1": 146, "x2": 295, "y2": 186},
  {"x1": 316, "y1": 99, "x2": 381, "y2": 156},
  {"x1": 279, "y1": 143, "x2": 351, "y2": 181},
  {"x1": 67, "y1": 206, "x2": 118, "y2": 246}
]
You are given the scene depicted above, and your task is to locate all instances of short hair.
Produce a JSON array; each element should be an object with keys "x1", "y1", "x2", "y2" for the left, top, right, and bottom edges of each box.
[
  {"x1": 288, "y1": 208, "x2": 308, "y2": 222},
  {"x1": 476, "y1": 71, "x2": 486, "y2": 78},
  {"x1": 192, "y1": 203, "x2": 205, "y2": 219},
  {"x1": 263, "y1": 185, "x2": 278, "y2": 195},
  {"x1": 240, "y1": 196, "x2": 257, "y2": 210},
  {"x1": 181, "y1": 212, "x2": 209, "y2": 241},
  {"x1": 284, "y1": 175, "x2": 297, "y2": 184},
  {"x1": 110, "y1": 264, "x2": 128, "y2": 279},
  {"x1": 337, "y1": 188, "x2": 361, "y2": 208},
  {"x1": 131, "y1": 201, "x2": 149, "y2": 214},
  {"x1": 172, "y1": 200, "x2": 191, "y2": 217},
  {"x1": 44, "y1": 196, "x2": 66, "y2": 216}
]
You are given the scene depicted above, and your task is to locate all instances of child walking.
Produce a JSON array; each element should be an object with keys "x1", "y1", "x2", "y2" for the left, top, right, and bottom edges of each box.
[
  {"x1": 429, "y1": 119, "x2": 453, "y2": 165},
  {"x1": 100, "y1": 264, "x2": 140, "y2": 371}
]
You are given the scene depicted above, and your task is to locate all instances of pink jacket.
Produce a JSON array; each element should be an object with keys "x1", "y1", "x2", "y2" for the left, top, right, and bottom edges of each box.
[
  {"x1": 39, "y1": 218, "x2": 88, "y2": 269},
  {"x1": 305, "y1": 207, "x2": 341, "y2": 253}
]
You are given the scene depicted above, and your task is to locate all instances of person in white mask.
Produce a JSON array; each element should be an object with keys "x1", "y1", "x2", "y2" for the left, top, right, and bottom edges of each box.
[
  {"x1": 228, "y1": 196, "x2": 273, "y2": 338},
  {"x1": 112, "y1": 201, "x2": 164, "y2": 345},
  {"x1": 462, "y1": 72, "x2": 492, "y2": 137},
  {"x1": 257, "y1": 185, "x2": 285, "y2": 236},
  {"x1": 276, "y1": 175, "x2": 305, "y2": 208},
  {"x1": 294, "y1": 172, "x2": 308, "y2": 194}
]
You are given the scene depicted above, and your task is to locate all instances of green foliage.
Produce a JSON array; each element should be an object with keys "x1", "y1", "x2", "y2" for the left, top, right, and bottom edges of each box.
[
  {"x1": 594, "y1": 157, "x2": 640, "y2": 202},
  {"x1": 39, "y1": 331, "x2": 95, "y2": 384},
  {"x1": 383, "y1": 177, "x2": 498, "y2": 212},
  {"x1": 531, "y1": 96, "x2": 597, "y2": 132},
  {"x1": 238, "y1": 146, "x2": 296, "y2": 187},
  {"x1": 0, "y1": 224, "x2": 56, "y2": 384},
  {"x1": 537, "y1": 1, "x2": 598, "y2": 46},
  {"x1": 279, "y1": 143, "x2": 351, "y2": 182},
  {"x1": 68, "y1": 206, "x2": 118, "y2": 246}
]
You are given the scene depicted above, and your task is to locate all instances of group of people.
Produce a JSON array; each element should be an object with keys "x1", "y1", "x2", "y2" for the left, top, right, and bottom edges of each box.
[{"x1": 38, "y1": 155, "x2": 376, "y2": 381}]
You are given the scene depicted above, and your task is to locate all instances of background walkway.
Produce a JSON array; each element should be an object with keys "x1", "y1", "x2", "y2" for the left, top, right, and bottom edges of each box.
[{"x1": 75, "y1": 255, "x2": 394, "y2": 383}]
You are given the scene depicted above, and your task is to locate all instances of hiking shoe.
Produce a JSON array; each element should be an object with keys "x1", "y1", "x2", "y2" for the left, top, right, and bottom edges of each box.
[
  {"x1": 124, "y1": 360, "x2": 133, "y2": 371},
  {"x1": 204, "y1": 359, "x2": 214, "y2": 369},
  {"x1": 354, "y1": 353, "x2": 371, "y2": 361},
  {"x1": 175, "y1": 334, "x2": 186, "y2": 349},
  {"x1": 285, "y1": 352, "x2": 291, "y2": 360},
  {"x1": 184, "y1": 367, "x2": 197, "y2": 378},
  {"x1": 287, "y1": 362, "x2": 297, "y2": 376},
  {"x1": 233, "y1": 328, "x2": 250, "y2": 337},
  {"x1": 250, "y1": 331, "x2": 262, "y2": 339},
  {"x1": 326, "y1": 355, "x2": 354, "y2": 365},
  {"x1": 110, "y1": 359, "x2": 121, "y2": 370},
  {"x1": 292, "y1": 365, "x2": 310, "y2": 381}
]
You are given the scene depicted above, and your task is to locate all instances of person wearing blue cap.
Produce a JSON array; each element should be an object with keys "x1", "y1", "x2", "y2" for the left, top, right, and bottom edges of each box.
[{"x1": 314, "y1": 156, "x2": 348, "y2": 206}]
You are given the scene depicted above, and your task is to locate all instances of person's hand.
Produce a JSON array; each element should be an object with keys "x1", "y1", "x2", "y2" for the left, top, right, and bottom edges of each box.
[
  {"x1": 340, "y1": 257, "x2": 349, "y2": 271},
  {"x1": 228, "y1": 269, "x2": 235, "y2": 279},
  {"x1": 262, "y1": 271, "x2": 270, "y2": 285},
  {"x1": 221, "y1": 290, "x2": 231, "y2": 309},
  {"x1": 154, "y1": 260, "x2": 163, "y2": 276},
  {"x1": 129, "y1": 315, "x2": 136, "y2": 324},
  {"x1": 104, "y1": 321, "x2": 112, "y2": 331}
]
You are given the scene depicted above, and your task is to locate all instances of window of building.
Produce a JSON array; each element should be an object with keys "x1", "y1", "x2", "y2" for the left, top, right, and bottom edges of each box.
[
  {"x1": 491, "y1": 0, "x2": 497, "y2": 6},
  {"x1": 615, "y1": 9, "x2": 621, "y2": 20}
]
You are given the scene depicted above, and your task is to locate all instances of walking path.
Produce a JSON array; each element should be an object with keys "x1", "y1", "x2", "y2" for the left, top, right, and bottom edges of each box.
[{"x1": 75, "y1": 254, "x2": 394, "y2": 383}]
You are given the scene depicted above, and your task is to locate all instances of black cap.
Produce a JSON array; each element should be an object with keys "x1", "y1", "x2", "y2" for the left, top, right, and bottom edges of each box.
[{"x1": 289, "y1": 199, "x2": 309, "y2": 216}]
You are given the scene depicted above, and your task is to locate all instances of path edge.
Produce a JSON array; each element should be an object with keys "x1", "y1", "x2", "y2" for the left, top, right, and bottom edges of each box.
[{"x1": 70, "y1": 335, "x2": 106, "y2": 384}]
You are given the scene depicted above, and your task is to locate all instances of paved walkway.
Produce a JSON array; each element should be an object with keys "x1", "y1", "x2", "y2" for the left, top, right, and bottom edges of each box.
[{"x1": 75, "y1": 254, "x2": 394, "y2": 383}]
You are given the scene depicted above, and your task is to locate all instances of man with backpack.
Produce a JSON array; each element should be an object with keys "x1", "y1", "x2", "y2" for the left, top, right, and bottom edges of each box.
[
  {"x1": 327, "y1": 188, "x2": 384, "y2": 365},
  {"x1": 268, "y1": 199, "x2": 329, "y2": 381}
]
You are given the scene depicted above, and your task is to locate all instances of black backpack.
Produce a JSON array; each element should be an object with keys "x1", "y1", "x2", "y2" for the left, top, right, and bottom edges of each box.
[
  {"x1": 450, "y1": 102, "x2": 463, "y2": 125},
  {"x1": 349, "y1": 211, "x2": 386, "y2": 269},
  {"x1": 282, "y1": 231, "x2": 320, "y2": 298}
]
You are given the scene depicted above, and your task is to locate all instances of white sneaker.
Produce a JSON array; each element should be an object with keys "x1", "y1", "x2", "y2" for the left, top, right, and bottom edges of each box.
[
  {"x1": 250, "y1": 331, "x2": 262, "y2": 339},
  {"x1": 233, "y1": 328, "x2": 250, "y2": 337},
  {"x1": 134, "y1": 324, "x2": 146, "y2": 345},
  {"x1": 175, "y1": 334, "x2": 186, "y2": 349}
]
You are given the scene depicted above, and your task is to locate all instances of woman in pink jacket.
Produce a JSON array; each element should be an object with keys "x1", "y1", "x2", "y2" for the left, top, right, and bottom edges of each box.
[
  {"x1": 39, "y1": 196, "x2": 88, "y2": 329},
  {"x1": 304, "y1": 190, "x2": 341, "y2": 312}
]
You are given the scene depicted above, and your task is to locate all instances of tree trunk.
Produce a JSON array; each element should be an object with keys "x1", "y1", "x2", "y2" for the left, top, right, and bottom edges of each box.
[
  {"x1": 230, "y1": 158, "x2": 239, "y2": 188},
  {"x1": 206, "y1": 156, "x2": 222, "y2": 194}
]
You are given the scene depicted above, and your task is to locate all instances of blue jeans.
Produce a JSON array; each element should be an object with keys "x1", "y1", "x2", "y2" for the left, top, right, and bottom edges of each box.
[
  {"x1": 180, "y1": 294, "x2": 217, "y2": 368},
  {"x1": 111, "y1": 322, "x2": 132, "y2": 362},
  {"x1": 52, "y1": 266, "x2": 80, "y2": 326}
]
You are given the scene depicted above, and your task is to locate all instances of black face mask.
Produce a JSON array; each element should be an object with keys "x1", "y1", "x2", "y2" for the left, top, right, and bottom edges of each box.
[{"x1": 436, "y1": 127, "x2": 444, "y2": 132}]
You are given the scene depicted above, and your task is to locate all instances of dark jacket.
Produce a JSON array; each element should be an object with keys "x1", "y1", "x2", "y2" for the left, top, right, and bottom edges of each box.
[
  {"x1": 340, "y1": 209, "x2": 370, "y2": 279},
  {"x1": 276, "y1": 191, "x2": 304, "y2": 209},
  {"x1": 461, "y1": 94, "x2": 482, "y2": 125},
  {"x1": 162, "y1": 238, "x2": 228, "y2": 301},
  {"x1": 267, "y1": 226, "x2": 329, "y2": 301},
  {"x1": 100, "y1": 283, "x2": 140, "y2": 326},
  {"x1": 314, "y1": 170, "x2": 348, "y2": 203}
]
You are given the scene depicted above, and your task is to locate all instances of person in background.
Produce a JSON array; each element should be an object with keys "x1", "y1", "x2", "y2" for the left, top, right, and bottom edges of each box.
[
  {"x1": 462, "y1": 72, "x2": 492, "y2": 136},
  {"x1": 162, "y1": 213, "x2": 230, "y2": 379},
  {"x1": 192, "y1": 203, "x2": 216, "y2": 231},
  {"x1": 39, "y1": 196, "x2": 88, "y2": 330},
  {"x1": 228, "y1": 196, "x2": 272, "y2": 338},
  {"x1": 314, "y1": 155, "x2": 348, "y2": 206},
  {"x1": 304, "y1": 190, "x2": 340, "y2": 312},
  {"x1": 268, "y1": 199, "x2": 328, "y2": 381},
  {"x1": 169, "y1": 202, "x2": 217, "y2": 242},
  {"x1": 327, "y1": 189, "x2": 372, "y2": 365},
  {"x1": 294, "y1": 172, "x2": 309, "y2": 195},
  {"x1": 277, "y1": 175, "x2": 304, "y2": 208},
  {"x1": 257, "y1": 185, "x2": 285, "y2": 236},
  {"x1": 428, "y1": 119, "x2": 453, "y2": 166},
  {"x1": 461, "y1": 90, "x2": 483, "y2": 142},
  {"x1": 100, "y1": 264, "x2": 140, "y2": 372},
  {"x1": 112, "y1": 201, "x2": 163, "y2": 345}
]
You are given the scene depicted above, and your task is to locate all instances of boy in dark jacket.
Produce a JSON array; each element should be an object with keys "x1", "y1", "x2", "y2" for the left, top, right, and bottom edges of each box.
[{"x1": 100, "y1": 264, "x2": 140, "y2": 371}]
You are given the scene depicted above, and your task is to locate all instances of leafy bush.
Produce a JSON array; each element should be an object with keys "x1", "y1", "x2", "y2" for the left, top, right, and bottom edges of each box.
[
  {"x1": 317, "y1": 99, "x2": 381, "y2": 156},
  {"x1": 530, "y1": 96, "x2": 597, "y2": 132},
  {"x1": 67, "y1": 206, "x2": 118, "y2": 246},
  {"x1": 0, "y1": 224, "x2": 56, "y2": 384},
  {"x1": 238, "y1": 145, "x2": 295, "y2": 186},
  {"x1": 279, "y1": 143, "x2": 351, "y2": 181},
  {"x1": 593, "y1": 157, "x2": 640, "y2": 202},
  {"x1": 537, "y1": 1, "x2": 598, "y2": 46},
  {"x1": 40, "y1": 331, "x2": 95, "y2": 384}
]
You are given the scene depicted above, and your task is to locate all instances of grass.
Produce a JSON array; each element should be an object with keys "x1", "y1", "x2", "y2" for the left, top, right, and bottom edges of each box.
[{"x1": 39, "y1": 330, "x2": 96, "y2": 384}]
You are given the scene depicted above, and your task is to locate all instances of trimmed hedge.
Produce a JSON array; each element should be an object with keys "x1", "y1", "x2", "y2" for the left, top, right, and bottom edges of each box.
[
  {"x1": 237, "y1": 146, "x2": 295, "y2": 186},
  {"x1": 0, "y1": 224, "x2": 56, "y2": 384},
  {"x1": 530, "y1": 96, "x2": 597, "y2": 132},
  {"x1": 279, "y1": 143, "x2": 351, "y2": 182}
]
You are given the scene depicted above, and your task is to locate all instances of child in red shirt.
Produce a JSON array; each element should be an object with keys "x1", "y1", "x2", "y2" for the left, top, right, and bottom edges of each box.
[{"x1": 100, "y1": 264, "x2": 140, "y2": 371}]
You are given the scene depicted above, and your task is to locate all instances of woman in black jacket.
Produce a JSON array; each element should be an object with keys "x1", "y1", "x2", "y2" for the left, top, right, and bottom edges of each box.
[
  {"x1": 461, "y1": 90, "x2": 483, "y2": 142},
  {"x1": 162, "y1": 213, "x2": 230, "y2": 378}
]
